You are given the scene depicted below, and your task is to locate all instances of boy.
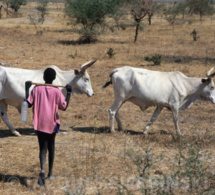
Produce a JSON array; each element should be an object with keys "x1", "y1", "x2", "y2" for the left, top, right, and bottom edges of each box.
[{"x1": 26, "y1": 68, "x2": 71, "y2": 186}]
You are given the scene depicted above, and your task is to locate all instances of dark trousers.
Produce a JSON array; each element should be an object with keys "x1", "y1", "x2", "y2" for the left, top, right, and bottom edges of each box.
[{"x1": 37, "y1": 131, "x2": 56, "y2": 177}]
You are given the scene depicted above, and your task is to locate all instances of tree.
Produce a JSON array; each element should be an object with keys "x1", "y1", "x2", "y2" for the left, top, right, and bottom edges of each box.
[
  {"x1": 1, "y1": 0, "x2": 10, "y2": 8},
  {"x1": 28, "y1": 0, "x2": 49, "y2": 35},
  {"x1": 64, "y1": 0, "x2": 123, "y2": 43},
  {"x1": 131, "y1": 6, "x2": 147, "y2": 43},
  {"x1": 164, "y1": 2, "x2": 186, "y2": 27},
  {"x1": 36, "y1": 0, "x2": 49, "y2": 24},
  {"x1": 186, "y1": 0, "x2": 215, "y2": 21},
  {"x1": 142, "y1": 0, "x2": 161, "y2": 25},
  {"x1": 130, "y1": 0, "x2": 147, "y2": 43},
  {"x1": 128, "y1": 0, "x2": 161, "y2": 43},
  {"x1": 1, "y1": 1, "x2": 11, "y2": 17},
  {"x1": 112, "y1": 5, "x2": 127, "y2": 30},
  {"x1": 4, "y1": 0, "x2": 27, "y2": 13},
  {"x1": 0, "y1": 5, "x2": 3, "y2": 19}
]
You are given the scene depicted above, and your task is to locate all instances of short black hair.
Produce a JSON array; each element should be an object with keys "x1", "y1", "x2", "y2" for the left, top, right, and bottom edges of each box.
[{"x1": 43, "y1": 68, "x2": 56, "y2": 83}]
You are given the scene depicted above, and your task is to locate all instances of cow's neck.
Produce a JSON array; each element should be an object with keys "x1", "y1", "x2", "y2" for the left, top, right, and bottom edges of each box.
[
  {"x1": 56, "y1": 70, "x2": 76, "y2": 94},
  {"x1": 179, "y1": 77, "x2": 203, "y2": 110},
  {"x1": 186, "y1": 77, "x2": 203, "y2": 94},
  {"x1": 58, "y1": 70, "x2": 76, "y2": 84}
]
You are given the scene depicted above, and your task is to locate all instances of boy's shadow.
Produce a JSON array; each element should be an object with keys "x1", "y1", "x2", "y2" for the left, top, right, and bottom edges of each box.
[{"x1": 0, "y1": 173, "x2": 34, "y2": 188}]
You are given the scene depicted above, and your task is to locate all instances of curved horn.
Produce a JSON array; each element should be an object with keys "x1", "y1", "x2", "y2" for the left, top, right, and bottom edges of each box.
[
  {"x1": 80, "y1": 59, "x2": 97, "y2": 73},
  {"x1": 207, "y1": 66, "x2": 215, "y2": 78}
]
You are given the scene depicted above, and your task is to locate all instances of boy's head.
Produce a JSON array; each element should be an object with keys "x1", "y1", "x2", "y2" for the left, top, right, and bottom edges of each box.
[{"x1": 43, "y1": 68, "x2": 56, "y2": 84}]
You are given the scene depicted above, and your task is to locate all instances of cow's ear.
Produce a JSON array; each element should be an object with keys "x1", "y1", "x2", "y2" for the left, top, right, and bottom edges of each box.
[
  {"x1": 74, "y1": 69, "x2": 79, "y2": 75},
  {"x1": 202, "y1": 78, "x2": 211, "y2": 83},
  {"x1": 202, "y1": 79, "x2": 206, "y2": 83}
]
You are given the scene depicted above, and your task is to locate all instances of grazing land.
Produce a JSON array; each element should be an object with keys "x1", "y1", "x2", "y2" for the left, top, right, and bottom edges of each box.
[{"x1": 1, "y1": 2, "x2": 215, "y2": 194}]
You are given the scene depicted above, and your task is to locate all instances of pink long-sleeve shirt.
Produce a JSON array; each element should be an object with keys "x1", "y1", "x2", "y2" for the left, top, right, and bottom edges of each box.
[{"x1": 27, "y1": 86, "x2": 67, "y2": 134}]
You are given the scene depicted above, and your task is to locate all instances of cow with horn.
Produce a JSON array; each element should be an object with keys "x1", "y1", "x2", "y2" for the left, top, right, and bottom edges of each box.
[
  {"x1": 0, "y1": 59, "x2": 97, "y2": 136},
  {"x1": 102, "y1": 66, "x2": 215, "y2": 137}
]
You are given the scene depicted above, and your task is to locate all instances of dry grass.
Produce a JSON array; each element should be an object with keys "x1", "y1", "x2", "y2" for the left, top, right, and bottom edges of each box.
[{"x1": 1, "y1": 2, "x2": 215, "y2": 194}]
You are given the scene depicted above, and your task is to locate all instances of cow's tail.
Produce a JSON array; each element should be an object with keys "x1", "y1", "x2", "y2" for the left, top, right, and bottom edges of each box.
[
  {"x1": 102, "y1": 69, "x2": 118, "y2": 89},
  {"x1": 102, "y1": 80, "x2": 112, "y2": 89}
]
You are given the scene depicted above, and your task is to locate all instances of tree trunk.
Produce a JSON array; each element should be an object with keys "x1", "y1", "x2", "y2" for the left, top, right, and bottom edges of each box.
[
  {"x1": 148, "y1": 16, "x2": 151, "y2": 25},
  {"x1": 134, "y1": 22, "x2": 140, "y2": 43},
  {"x1": 148, "y1": 13, "x2": 153, "y2": 25},
  {"x1": 200, "y1": 12, "x2": 203, "y2": 21}
]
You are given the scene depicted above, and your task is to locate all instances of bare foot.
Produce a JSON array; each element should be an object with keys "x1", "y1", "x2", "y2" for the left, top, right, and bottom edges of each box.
[{"x1": 38, "y1": 172, "x2": 45, "y2": 186}]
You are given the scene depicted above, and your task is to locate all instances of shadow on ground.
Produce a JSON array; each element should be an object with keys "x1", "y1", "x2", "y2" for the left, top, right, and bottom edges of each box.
[
  {"x1": 0, "y1": 128, "x2": 35, "y2": 138},
  {"x1": 57, "y1": 39, "x2": 126, "y2": 45},
  {"x1": 71, "y1": 126, "x2": 111, "y2": 134},
  {"x1": 71, "y1": 126, "x2": 172, "y2": 136},
  {"x1": 124, "y1": 129, "x2": 172, "y2": 135},
  {"x1": 0, "y1": 173, "x2": 34, "y2": 188}
]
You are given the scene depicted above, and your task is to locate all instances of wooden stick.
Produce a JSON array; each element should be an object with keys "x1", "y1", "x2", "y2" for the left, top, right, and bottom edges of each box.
[{"x1": 31, "y1": 82, "x2": 65, "y2": 88}]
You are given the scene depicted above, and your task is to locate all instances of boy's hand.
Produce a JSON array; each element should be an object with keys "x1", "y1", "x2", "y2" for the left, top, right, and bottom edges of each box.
[
  {"x1": 25, "y1": 81, "x2": 32, "y2": 89},
  {"x1": 66, "y1": 84, "x2": 72, "y2": 93}
]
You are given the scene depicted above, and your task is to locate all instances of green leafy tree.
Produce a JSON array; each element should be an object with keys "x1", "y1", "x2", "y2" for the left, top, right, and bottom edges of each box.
[
  {"x1": 64, "y1": 0, "x2": 123, "y2": 43},
  {"x1": 164, "y1": 2, "x2": 187, "y2": 27},
  {"x1": 111, "y1": 5, "x2": 127, "y2": 30},
  {"x1": 36, "y1": 0, "x2": 49, "y2": 24},
  {"x1": 5, "y1": 0, "x2": 27, "y2": 13},
  {"x1": 187, "y1": 0, "x2": 215, "y2": 21}
]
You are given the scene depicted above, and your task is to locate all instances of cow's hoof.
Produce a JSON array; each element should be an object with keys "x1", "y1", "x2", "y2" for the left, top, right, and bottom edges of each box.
[
  {"x1": 110, "y1": 129, "x2": 115, "y2": 133},
  {"x1": 143, "y1": 131, "x2": 148, "y2": 135},
  {"x1": 13, "y1": 131, "x2": 21, "y2": 137},
  {"x1": 118, "y1": 128, "x2": 123, "y2": 132}
]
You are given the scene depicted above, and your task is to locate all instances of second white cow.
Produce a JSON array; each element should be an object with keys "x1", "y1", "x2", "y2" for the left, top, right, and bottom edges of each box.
[
  {"x1": 103, "y1": 66, "x2": 215, "y2": 136},
  {"x1": 0, "y1": 59, "x2": 97, "y2": 136}
]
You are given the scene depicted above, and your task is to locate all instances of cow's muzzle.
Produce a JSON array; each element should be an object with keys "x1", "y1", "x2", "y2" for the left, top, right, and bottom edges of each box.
[{"x1": 88, "y1": 93, "x2": 94, "y2": 97}]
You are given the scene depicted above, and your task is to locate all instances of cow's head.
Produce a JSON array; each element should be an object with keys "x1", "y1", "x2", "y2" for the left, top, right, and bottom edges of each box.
[
  {"x1": 201, "y1": 66, "x2": 215, "y2": 103},
  {"x1": 71, "y1": 59, "x2": 97, "y2": 97}
]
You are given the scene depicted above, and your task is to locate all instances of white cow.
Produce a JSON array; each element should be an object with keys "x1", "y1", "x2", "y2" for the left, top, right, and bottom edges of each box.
[
  {"x1": 102, "y1": 66, "x2": 215, "y2": 136},
  {"x1": 0, "y1": 59, "x2": 97, "y2": 136}
]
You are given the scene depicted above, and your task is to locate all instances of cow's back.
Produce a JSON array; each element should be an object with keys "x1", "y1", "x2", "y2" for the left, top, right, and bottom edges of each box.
[
  {"x1": 111, "y1": 66, "x2": 187, "y2": 107},
  {"x1": 132, "y1": 69, "x2": 189, "y2": 107},
  {"x1": 0, "y1": 66, "x2": 59, "y2": 107}
]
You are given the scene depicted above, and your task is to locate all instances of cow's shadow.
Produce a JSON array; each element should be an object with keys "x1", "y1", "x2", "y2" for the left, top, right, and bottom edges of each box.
[
  {"x1": 71, "y1": 126, "x2": 162, "y2": 135},
  {"x1": 125, "y1": 129, "x2": 174, "y2": 136},
  {"x1": 123, "y1": 130, "x2": 144, "y2": 135},
  {"x1": 0, "y1": 128, "x2": 35, "y2": 138},
  {"x1": 0, "y1": 173, "x2": 34, "y2": 187},
  {"x1": 71, "y1": 126, "x2": 111, "y2": 134}
]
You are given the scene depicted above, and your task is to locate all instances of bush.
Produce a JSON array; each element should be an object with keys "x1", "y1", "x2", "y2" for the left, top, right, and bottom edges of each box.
[
  {"x1": 64, "y1": 0, "x2": 124, "y2": 43},
  {"x1": 144, "y1": 54, "x2": 162, "y2": 66},
  {"x1": 107, "y1": 48, "x2": 115, "y2": 58}
]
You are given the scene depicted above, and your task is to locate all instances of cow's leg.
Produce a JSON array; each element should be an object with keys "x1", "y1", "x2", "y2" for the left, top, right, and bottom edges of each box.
[
  {"x1": 143, "y1": 106, "x2": 163, "y2": 134},
  {"x1": 109, "y1": 99, "x2": 124, "y2": 133},
  {"x1": 115, "y1": 111, "x2": 123, "y2": 131},
  {"x1": 0, "y1": 100, "x2": 21, "y2": 136},
  {"x1": 171, "y1": 107, "x2": 182, "y2": 136}
]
